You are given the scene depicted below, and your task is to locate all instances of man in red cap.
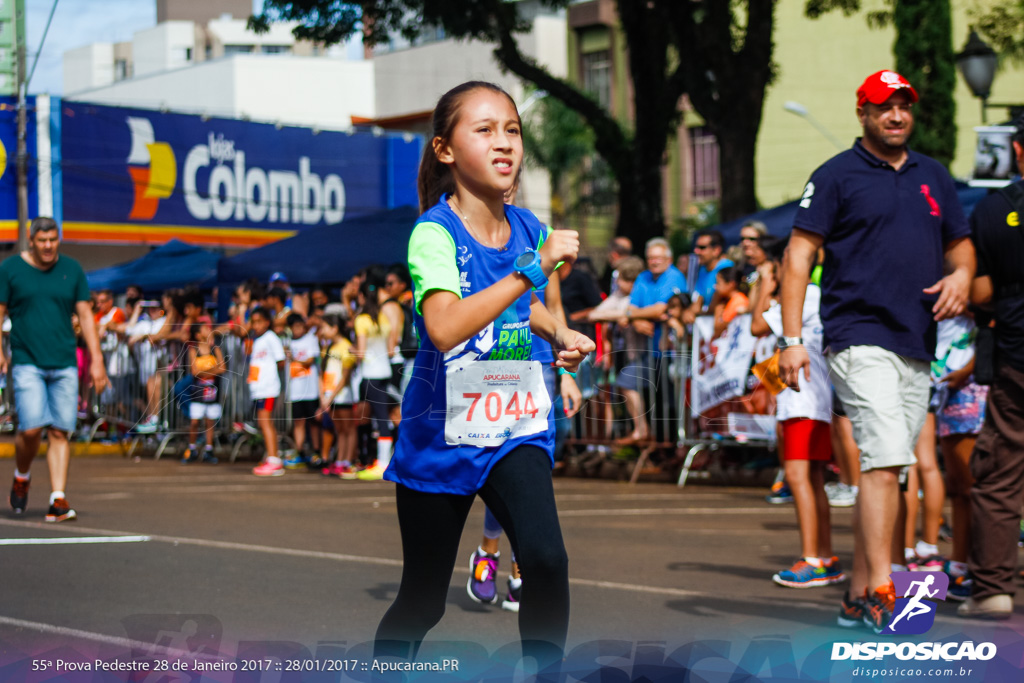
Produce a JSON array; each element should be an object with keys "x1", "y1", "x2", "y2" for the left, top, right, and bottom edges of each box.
[{"x1": 778, "y1": 70, "x2": 976, "y2": 633}]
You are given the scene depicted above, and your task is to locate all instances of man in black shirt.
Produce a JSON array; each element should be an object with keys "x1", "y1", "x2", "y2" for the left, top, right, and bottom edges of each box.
[{"x1": 960, "y1": 115, "x2": 1024, "y2": 620}]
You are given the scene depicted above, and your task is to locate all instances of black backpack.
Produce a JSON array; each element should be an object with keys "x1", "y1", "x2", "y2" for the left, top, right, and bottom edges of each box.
[{"x1": 397, "y1": 298, "x2": 419, "y2": 359}]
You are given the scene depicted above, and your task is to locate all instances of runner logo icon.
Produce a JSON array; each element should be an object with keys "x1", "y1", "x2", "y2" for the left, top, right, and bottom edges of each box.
[{"x1": 885, "y1": 571, "x2": 949, "y2": 635}]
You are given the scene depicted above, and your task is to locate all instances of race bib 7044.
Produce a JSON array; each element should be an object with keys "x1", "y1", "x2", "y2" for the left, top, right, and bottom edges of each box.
[{"x1": 445, "y1": 360, "x2": 551, "y2": 447}]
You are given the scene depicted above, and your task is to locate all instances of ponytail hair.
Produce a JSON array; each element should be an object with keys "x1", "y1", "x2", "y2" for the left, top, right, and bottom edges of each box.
[{"x1": 418, "y1": 81, "x2": 520, "y2": 213}]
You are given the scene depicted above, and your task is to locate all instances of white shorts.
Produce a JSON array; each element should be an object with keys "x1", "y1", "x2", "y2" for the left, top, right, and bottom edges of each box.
[
  {"x1": 189, "y1": 402, "x2": 223, "y2": 422},
  {"x1": 828, "y1": 345, "x2": 930, "y2": 472}
]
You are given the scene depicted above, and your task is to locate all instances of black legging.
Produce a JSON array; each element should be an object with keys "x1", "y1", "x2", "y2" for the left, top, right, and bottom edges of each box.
[
  {"x1": 362, "y1": 378, "x2": 394, "y2": 438},
  {"x1": 374, "y1": 446, "x2": 568, "y2": 669}
]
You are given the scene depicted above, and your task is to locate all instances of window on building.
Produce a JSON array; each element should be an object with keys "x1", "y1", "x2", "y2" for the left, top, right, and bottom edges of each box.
[
  {"x1": 689, "y1": 126, "x2": 721, "y2": 201},
  {"x1": 581, "y1": 50, "x2": 611, "y2": 110},
  {"x1": 170, "y1": 46, "x2": 192, "y2": 64},
  {"x1": 224, "y1": 44, "x2": 255, "y2": 56},
  {"x1": 114, "y1": 59, "x2": 130, "y2": 81},
  {"x1": 261, "y1": 45, "x2": 290, "y2": 54}
]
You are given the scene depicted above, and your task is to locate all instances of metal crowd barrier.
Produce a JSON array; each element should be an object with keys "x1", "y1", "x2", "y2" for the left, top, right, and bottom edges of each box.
[
  {"x1": 561, "y1": 315, "x2": 778, "y2": 486},
  {"x1": 85, "y1": 332, "x2": 295, "y2": 462},
  {"x1": 676, "y1": 313, "x2": 778, "y2": 488},
  {"x1": 0, "y1": 337, "x2": 13, "y2": 435},
  {"x1": 561, "y1": 321, "x2": 687, "y2": 483}
]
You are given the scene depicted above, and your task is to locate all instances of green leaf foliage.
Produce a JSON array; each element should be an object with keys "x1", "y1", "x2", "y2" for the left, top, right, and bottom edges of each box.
[
  {"x1": 893, "y1": 1, "x2": 956, "y2": 167},
  {"x1": 973, "y1": 1, "x2": 1024, "y2": 64}
]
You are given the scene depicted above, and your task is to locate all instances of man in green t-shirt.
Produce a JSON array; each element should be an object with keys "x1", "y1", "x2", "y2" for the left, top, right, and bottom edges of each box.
[{"x1": 0, "y1": 217, "x2": 108, "y2": 522}]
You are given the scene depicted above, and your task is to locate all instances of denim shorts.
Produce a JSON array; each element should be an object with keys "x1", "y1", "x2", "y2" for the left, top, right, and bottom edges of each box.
[{"x1": 12, "y1": 364, "x2": 79, "y2": 433}]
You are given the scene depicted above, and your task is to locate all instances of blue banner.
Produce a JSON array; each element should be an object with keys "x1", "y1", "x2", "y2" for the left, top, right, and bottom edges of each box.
[
  {"x1": 59, "y1": 101, "x2": 422, "y2": 247},
  {"x1": 0, "y1": 95, "x2": 40, "y2": 240}
]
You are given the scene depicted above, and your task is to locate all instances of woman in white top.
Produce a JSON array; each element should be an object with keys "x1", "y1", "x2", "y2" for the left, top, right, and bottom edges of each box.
[{"x1": 353, "y1": 277, "x2": 396, "y2": 479}]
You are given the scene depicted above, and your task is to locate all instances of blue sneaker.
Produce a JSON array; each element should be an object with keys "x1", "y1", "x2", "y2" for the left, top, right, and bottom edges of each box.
[
  {"x1": 467, "y1": 549, "x2": 499, "y2": 604},
  {"x1": 822, "y1": 556, "x2": 848, "y2": 585},
  {"x1": 283, "y1": 453, "x2": 307, "y2": 469},
  {"x1": 765, "y1": 481, "x2": 794, "y2": 504},
  {"x1": 773, "y1": 559, "x2": 836, "y2": 588},
  {"x1": 948, "y1": 574, "x2": 973, "y2": 602}
]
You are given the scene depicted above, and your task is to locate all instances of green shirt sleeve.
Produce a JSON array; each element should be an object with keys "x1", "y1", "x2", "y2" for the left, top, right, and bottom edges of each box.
[
  {"x1": 536, "y1": 225, "x2": 564, "y2": 272},
  {"x1": 408, "y1": 221, "x2": 461, "y2": 314},
  {"x1": 536, "y1": 225, "x2": 552, "y2": 250},
  {"x1": 0, "y1": 259, "x2": 10, "y2": 306}
]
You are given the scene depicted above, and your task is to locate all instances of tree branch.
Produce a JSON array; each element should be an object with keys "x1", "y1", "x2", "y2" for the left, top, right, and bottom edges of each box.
[{"x1": 490, "y1": 23, "x2": 632, "y2": 171}]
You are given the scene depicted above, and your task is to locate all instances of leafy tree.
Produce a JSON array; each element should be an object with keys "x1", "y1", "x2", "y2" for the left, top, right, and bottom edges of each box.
[
  {"x1": 520, "y1": 93, "x2": 599, "y2": 229},
  {"x1": 805, "y1": 0, "x2": 957, "y2": 167},
  {"x1": 973, "y1": 1, "x2": 1024, "y2": 63},
  {"x1": 251, "y1": 0, "x2": 777, "y2": 246}
]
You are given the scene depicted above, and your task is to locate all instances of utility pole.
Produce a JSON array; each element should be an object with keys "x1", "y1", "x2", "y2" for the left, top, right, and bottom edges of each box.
[
  {"x1": 13, "y1": 0, "x2": 57, "y2": 250},
  {"x1": 15, "y1": 0, "x2": 26, "y2": 252}
]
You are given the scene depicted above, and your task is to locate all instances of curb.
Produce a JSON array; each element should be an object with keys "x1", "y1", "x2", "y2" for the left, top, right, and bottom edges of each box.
[{"x1": 0, "y1": 442, "x2": 125, "y2": 459}]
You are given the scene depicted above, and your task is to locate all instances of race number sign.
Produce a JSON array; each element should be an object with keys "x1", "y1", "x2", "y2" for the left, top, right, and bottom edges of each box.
[
  {"x1": 445, "y1": 360, "x2": 551, "y2": 447},
  {"x1": 691, "y1": 314, "x2": 776, "y2": 416}
]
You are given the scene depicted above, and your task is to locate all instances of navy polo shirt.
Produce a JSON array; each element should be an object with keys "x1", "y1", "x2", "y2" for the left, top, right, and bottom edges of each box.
[{"x1": 793, "y1": 140, "x2": 970, "y2": 362}]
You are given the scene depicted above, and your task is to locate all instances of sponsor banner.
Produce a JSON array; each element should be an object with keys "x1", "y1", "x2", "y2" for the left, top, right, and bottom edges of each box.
[
  {"x1": 0, "y1": 95, "x2": 41, "y2": 240},
  {"x1": 59, "y1": 101, "x2": 423, "y2": 246},
  {"x1": 691, "y1": 315, "x2": 777, "y2": 436}
]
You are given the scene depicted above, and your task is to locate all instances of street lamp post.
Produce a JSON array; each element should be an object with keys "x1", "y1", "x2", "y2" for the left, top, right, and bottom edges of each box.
[
  {"x1": 955, "y1": 29, "x2": 1022, "y2": 124},
  {"x1": 783, "y1": 101, "x2": 845, "y2": 151},
  {"x1": 518, "y1": 90, "x2": 548, "y2": 117}
]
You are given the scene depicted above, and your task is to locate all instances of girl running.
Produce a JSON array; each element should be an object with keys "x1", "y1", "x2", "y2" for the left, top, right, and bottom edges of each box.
[{"x1": 373, "y1": 81, "x2": 593, "y2": 673}]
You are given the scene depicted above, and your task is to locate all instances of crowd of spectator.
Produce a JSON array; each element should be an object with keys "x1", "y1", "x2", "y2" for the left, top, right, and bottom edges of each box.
[{"x1": 56, "y1": 263, "x2": 416, "y2": 481}]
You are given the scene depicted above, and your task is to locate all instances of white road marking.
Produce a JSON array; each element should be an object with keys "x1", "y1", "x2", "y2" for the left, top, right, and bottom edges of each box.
[
  {"x1": 0, "y1": 535, "x2": 150, "y2": 546},
  {"x1": 0, "y1": 518, "x2": 813, "y2": 609},
  {"x1": 0, "y1": 518, "x2": 403, "y2": 568},
  {"x1": 0, "y1": 615, "x2": 192, "y2": 656},
  {"x1": 558, "y1": 507, "x2": 803, "y2": 517},
  {"x1": 89, "y1": 492, "x2": 134, "y2": 501}
]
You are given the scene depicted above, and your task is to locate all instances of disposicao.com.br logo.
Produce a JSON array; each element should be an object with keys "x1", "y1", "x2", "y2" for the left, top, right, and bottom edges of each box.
[{"x1": 832, "y1": 572, "x2": 997, "y2": 662}]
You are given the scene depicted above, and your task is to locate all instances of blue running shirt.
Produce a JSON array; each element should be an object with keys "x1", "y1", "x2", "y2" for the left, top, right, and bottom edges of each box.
[{"x1": 385, "y1": 195, "x2": 555, "y2": 494}]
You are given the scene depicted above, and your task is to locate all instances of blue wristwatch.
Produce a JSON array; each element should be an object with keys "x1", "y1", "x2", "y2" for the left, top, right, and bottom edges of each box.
[{"x1": 514, "y1": 248, "x2": 548, "y2": 290}]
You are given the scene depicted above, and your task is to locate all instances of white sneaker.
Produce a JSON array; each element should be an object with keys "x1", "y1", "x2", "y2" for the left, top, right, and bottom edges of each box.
[
  {"x1": 957, "y1": 594, "x2": 1013, "y2": 620},
  {"x1": 825, "y1": 482, "x2": 857, "y2": 508}
]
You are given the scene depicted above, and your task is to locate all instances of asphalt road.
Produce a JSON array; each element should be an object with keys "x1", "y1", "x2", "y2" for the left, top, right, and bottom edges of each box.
[{"x1": 1, "y1": 455, "x2": 1022, "y2": 682}]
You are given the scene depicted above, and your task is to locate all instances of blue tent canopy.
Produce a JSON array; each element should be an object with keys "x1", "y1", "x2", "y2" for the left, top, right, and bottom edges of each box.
[
  {"x1": 216, "y1": 205, "x2": 419, "y2": 286},
  {"x1": 87, "y1": 239, "x2": 221, "y2": 292},
  {"x1": 714, "y1": 182, "x2": 992, "y2": 246}
]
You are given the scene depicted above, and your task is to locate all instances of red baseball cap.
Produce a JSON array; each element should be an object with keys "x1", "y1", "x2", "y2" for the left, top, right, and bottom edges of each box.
[{"x1": 856, "y1": 70, "x2": 919, "y2": 107}]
